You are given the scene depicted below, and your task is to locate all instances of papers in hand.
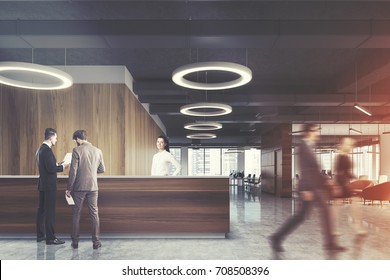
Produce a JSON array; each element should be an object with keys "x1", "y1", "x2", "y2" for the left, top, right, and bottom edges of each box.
[
  {"x1": 65, "y1": 194, "x2": 75, "y2": 205},
  {"x1": 63, "y1": 153, "x2": 72, "y2": 165}
]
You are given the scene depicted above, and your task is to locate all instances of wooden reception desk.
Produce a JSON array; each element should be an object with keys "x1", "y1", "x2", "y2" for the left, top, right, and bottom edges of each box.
[{"x1": 0, "y1": 176, "x2": 229, "y2": 238}]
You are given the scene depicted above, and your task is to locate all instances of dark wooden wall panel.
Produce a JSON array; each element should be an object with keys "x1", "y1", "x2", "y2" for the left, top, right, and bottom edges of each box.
[
  {"x1": 0, "y1": 84, "x2": 163, "y2": 175},
  {"x1": 0, "y1": 177, "x2": 229, "y2": 235},
  {"x1": 24, "y1": 92, "x2": 40, "y2": 175},
  {"x1": 260, "y1": 124, "x2": 292, "y2": 197},
  {"x1": 1, "y1": 87, "x2": 20, "y2": 175},
  {"x1": 0, "y1": 88, "x2": 2, "y2": 173}
]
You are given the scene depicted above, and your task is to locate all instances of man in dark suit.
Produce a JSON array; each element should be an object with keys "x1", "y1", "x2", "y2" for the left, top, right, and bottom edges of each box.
[
  {"x1": 36, "y1": 128, "x2": 68, "y2": 245},
  {"x1": 269, "y1": 124, "x2": 345, "y2": 256},
  {"x1": 66, "y1": 130, "x2": 105, "y2": 250}
]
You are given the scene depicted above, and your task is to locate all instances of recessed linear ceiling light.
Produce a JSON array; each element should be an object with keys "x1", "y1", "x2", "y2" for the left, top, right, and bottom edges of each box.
[
  {"x1": 0, "y1": 62, "x2": 73, "y2": 90},
  {"x1": 172, "y1": 61, "x2": 252, "y2": 90},
  {"x1": 184, "y1": 122, "x2": 223, "y2": 131},
  {"x1": 354, "y1": 103, "x2": 372, "y2": 116},
  {"x1": 180, "y1": 103, "x2": 232, "y2": 117},
  {"x1": 186, "y1": 133, "x2": 217, "y2": 140},
  {"x1": 349, "y1": 127, "x2": 362, "y2": 134}
]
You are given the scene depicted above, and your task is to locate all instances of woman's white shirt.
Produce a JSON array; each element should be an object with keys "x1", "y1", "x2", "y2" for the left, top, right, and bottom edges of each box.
[{"x1": 151, "y1": 150, "x2": 181, "y2": 176}]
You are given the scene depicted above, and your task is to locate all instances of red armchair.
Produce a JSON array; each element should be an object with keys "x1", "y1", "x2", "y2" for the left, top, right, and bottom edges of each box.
[{"x1": 361, "y1": 181, "x2": 390, "y2": 206}]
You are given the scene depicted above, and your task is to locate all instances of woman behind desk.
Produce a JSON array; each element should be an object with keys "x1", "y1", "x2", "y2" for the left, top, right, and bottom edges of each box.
[{"x1": 151, "y1": 135, "x2": 181, "y2": 176}]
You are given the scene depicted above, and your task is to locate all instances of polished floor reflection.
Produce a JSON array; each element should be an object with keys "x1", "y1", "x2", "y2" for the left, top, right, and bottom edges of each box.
[{"x1": 1, "y1": 187, "x2": 389, "y2": 260}]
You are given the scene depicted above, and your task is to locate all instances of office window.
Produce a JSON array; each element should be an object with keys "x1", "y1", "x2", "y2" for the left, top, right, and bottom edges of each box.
[
  {"x1": 188, "y1": 148, "x2": 242, "y2": 176},
  {"x1": 206, "y1": 148, "x2": 222, "y2": 175},
  {"x1": 244, "y1": 148, "x2": 261, "y2": 177},
  {"x1": 186, "y1": 147, "x2": 260, "y2": 176},
  {"x1": 169, "y1": 148, "x2": 181, "y2": 176},
  {"x1": 352, "y1": 144, "x2": 379, "y2": 180},
  {"x1": 188, "y1": 148, "x2": 224, "y2": 176},
  {"x1": 222, "y1": 149, "x2": 239, "y2": 176},
  {"x1": 188, "y1": 148, "x2": 205, "y2": 175},
  {"x1": 316, "y1": 150, "x2": 332, "y2": 173}
]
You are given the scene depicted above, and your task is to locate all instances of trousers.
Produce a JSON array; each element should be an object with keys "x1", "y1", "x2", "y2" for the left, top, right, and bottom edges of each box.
[
  {"x1": 36, "y1": 189, "x2": 57, "y2": 240},
  {"x1": 71, "y1": 191, "x2": 100, "y2": 243},
  {"x1": 273, "y1": 189, "x2": 335, "y2": 247}
]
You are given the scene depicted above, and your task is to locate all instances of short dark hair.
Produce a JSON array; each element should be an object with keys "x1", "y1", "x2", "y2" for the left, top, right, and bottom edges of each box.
[
  {"x1": 302, "y1": 123, "x2": 320, "y2": 133},
  {"x1": 72, "y1": 130, "x2": 87, "y2": 141},
  {"x1": 44, "y1": 128, "x2": 57, "y2": 140}
]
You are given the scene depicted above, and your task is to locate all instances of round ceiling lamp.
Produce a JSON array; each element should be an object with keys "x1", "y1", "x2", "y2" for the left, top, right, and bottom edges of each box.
[
  {"x1": 180, "y1": 103, "x2": 232, "y2": 117},
  {"x1": 184, "y1": 121, "x2": 223, "y2": 131},
  {"x1": 0, "y1": 61, "x2": 73, "y2": 90},
  {"x1": 186, "y1": 133, "x2": 217, "y2": 139},
  {"x1": 172, "y1": 61, "x2": 252, "y2": 90}
]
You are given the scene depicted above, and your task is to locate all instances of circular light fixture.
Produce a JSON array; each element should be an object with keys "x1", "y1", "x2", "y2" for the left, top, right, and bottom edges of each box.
[
  {"x1": 184, "y1": 121, "x2": 223, "y2": 131},
  {"x1": 186, "y1": 133, "x2": 217, "y2": 139},
  {"x1": 180, "y1": 103, "x2": 232, "y2": 117},
  {"x1": 0, "y1": 62, "x2": 73, "y2": 90},
  {"x1": 172, "y1": 61, "x2": 252, "y2": 90}
]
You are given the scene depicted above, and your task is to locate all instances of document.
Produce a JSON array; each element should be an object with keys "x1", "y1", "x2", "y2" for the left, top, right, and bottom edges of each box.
[
  {"x1": 63, "y1": 153, "x2": 72, "y2": 165},
  {"x1": 65, "y1": 194, "x2": 75, "y2": 205}
]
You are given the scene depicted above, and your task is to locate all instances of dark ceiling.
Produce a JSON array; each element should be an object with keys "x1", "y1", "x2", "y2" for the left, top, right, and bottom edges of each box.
[{"x1": 2, "y1": 0, "x2": 390, "y2": 147}]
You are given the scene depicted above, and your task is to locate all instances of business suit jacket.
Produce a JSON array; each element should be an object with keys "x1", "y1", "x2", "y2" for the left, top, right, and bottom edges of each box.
[
  {"x1": 296, "y1": 138, "x2": 326, "y2": 194},
  {"x1": 68, "y1": 142, "x2": 105, "y2": 192},
  {"x1": 37, "y1": 144, "x2": 64, "y2": 191}
]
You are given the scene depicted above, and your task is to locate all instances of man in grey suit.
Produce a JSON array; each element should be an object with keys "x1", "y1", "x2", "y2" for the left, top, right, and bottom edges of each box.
[
  {"x1": 65, "y1": 130, "x2": 105, "y2": 249},
  {"x1": 269, "y1": 124, "x2": 345, "y2": 257}
]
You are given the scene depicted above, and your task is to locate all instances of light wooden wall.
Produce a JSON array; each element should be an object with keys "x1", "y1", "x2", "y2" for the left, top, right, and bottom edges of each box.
[{"x1": 0, "y1": 84, "x2": 163, "y2": 175}]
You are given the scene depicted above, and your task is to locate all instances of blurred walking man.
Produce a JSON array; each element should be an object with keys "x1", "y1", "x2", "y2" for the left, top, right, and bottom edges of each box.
[{"x1": 269, "y1": 124, "x2": 345, "y2": 257}]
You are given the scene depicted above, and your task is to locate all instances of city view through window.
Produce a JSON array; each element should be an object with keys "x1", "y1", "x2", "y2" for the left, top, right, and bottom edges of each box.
[{"x1": 170, "y1": 148, "x2": 261, "y2": 177}]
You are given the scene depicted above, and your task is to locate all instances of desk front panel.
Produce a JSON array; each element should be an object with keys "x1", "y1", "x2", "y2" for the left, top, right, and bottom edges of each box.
[{"x1": 0, "y1": 177, "x2": 229, "y2": 235}]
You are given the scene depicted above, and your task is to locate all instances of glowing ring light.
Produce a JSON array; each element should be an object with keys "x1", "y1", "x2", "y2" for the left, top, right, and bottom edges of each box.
[
  {"x1": 184, "y1": 122, "x2": 223, "y2": 131},
  {"x1": 186, "y1": 133, "x2": 217, "y2": 139},
  {"x1": 172, "y1": 61, "x2": 252, "y2": 90},
  {"x1": 0, "y1": 62, "x2": 73, "y2": 90},
  {"x1": 180, "y1": 103, "x2": 232, "y2": 117}
]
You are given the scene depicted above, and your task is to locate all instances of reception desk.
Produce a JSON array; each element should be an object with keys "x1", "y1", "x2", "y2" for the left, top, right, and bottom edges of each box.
[{"x1": 0, "y1": 176, "x2": 229, "y2": 238}]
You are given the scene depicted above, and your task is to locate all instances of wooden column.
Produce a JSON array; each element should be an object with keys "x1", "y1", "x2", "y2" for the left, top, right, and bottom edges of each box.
[{"x1": 260, "y1": 124, "x2": 292, "y2": 197}]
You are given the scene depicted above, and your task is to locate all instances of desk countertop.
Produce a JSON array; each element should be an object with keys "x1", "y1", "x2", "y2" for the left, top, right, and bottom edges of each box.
[{"x1": 0, "y1": 175, "x2": 228, "y2": 179}]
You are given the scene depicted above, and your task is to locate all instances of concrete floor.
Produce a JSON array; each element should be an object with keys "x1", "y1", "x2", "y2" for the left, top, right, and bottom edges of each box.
[{"x1": 1, "y1": 187, "x2": 390, "y2": 260}]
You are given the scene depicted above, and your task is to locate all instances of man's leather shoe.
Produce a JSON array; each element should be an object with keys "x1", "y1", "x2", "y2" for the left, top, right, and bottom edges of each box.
[
  {"x1": 324, "y1": 244, "x2": 347, "y2": 252},
  {"x1": 36, "y1": 237, "x2": 46, "y2": 242},
  {"x1": 71, "y1": 242, "x2": 78, "y2": 249},
  {"x1": 46, "y1": 238, "x2": 65, "y2": 245},
  {"x1": 268, "y1": 235, "x2": 284, "y2": 252},
  {"x1": 93, "y1": 242, "x2": 102, "y2": 249}
]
